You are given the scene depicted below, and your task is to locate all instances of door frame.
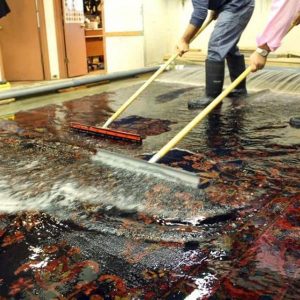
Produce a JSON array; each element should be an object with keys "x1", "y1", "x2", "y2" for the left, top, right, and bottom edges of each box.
[
  {"x1": 37, "y1": 0, "x2": 51, "y2": 80},
  {"x1": 100, "y1": 0, "x2": 107, "y2": 72},
  {"x1": 53, "y1": 0, "x2": 68, "y2": 78}
]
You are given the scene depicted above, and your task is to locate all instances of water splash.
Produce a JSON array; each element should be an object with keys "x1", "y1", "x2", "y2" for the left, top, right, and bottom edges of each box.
[{"x1": 158, "y1": 65, "x2": 300, "y2": 94}]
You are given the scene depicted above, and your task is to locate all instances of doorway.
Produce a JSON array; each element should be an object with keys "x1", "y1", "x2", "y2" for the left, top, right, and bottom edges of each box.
[
  {"x1": 56, "y1": 0, "x2": 105, "y2": 78},
  {"x1": 83, "y1": 0, "x2": 105, "y2": 72}
]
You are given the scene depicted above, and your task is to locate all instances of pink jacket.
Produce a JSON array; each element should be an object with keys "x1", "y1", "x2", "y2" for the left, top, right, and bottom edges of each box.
[{"x1": 256, "y1": 0, "x2": 300, "y2": 51}]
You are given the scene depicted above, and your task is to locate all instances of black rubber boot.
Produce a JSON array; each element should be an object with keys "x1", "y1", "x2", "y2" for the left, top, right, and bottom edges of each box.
[
  {"x1": 188, "y1": 60, "x2": 225, "y2": 109},
  {"x1": 226, "y1": 54, "x2": 247, "y2": 98},
  {"x1": 290, "y1": 117, "x2": 300, "y2": 128}
]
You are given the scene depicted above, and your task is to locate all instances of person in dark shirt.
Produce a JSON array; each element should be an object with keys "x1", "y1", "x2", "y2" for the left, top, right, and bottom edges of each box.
[
  {"x1": 0, "y1": 0, "x2": 10, "y2": 85},
  {"x1": 0, "y1": 0, "x2": 10, "y2": 19},
  {"x1": 177, "y1": 0, "x2": 254, "y2": 109}
]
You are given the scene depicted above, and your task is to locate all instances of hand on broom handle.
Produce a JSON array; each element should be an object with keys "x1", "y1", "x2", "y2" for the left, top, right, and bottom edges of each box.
[
  {"x1": 102, "y1": 17, "x2": 214, "y2": 129},
  {"x1": 148, "y1": 66, "x2": 252, "y2": 164}
]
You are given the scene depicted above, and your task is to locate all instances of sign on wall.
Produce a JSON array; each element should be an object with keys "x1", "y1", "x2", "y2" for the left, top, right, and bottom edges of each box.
[{"x1": 63, "y1": 0, "x2": 84, "y2": 23}]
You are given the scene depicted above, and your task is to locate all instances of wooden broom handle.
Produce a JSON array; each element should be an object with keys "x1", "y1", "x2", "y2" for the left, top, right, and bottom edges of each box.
[{"x1": 102, "y1": 17, "x2": 214, "y2": 128}]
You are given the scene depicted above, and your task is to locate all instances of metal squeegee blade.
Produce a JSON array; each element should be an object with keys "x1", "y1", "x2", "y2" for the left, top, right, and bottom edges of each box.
[
  {"x1": 70, "y1": 122, "x2": 143, "y2": 143},
  {"x1": 92, "y1": 150, "x2": 200, "y2": 188}
]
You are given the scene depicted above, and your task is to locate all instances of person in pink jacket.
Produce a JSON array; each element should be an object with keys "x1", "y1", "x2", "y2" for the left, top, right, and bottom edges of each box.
[{"x1": 250, "y1": 0, "x2": 300, "y2": 72}]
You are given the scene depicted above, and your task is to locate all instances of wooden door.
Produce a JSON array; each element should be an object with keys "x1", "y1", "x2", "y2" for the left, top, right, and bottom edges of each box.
[
  {"x1": 62, "y1": 0, "x2": 87, "y2": 77},
  {"x1": 0, "y1": 0, "x2": 44, "y2": 81}
]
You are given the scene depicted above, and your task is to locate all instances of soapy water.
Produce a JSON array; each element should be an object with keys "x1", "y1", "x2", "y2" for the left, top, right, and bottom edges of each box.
[{"x1": 0, "y1": 156, "x2": 232, "y2": 222}]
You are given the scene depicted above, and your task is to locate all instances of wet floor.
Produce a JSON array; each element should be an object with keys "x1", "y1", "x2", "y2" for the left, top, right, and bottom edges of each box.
[{"x1": 0, "y1": 66, "x2": 300, "y2": 299}]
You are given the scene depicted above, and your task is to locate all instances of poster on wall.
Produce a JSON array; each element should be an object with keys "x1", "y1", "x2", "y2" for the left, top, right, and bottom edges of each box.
[{"x1": 63, "y1": 0, "x2": 84, "y2": 23}]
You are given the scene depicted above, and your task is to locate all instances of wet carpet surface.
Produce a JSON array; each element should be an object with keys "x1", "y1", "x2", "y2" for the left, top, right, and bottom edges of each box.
[{"x1": 0, "y1": 80, "x2": 300, "y2": 299}]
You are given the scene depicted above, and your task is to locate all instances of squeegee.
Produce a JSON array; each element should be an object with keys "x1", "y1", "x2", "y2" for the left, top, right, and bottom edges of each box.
[{"x1": 71, "y1": 16, "x2": 214, "y2": 143}]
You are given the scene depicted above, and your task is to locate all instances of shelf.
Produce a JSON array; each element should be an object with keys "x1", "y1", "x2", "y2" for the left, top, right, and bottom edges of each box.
[{"x1": 85, "y1": 35, "x2": 103, "y2": 38}]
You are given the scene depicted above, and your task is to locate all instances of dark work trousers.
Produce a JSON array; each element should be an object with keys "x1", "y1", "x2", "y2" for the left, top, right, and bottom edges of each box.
[{"x1": 207, "y1": 0, "x2": 255, "y2": 62}]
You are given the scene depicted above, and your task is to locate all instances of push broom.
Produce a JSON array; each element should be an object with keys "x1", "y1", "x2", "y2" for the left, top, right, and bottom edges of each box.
[{"x1": 71, "y1": 15, "x2": 214, "y2": 143}]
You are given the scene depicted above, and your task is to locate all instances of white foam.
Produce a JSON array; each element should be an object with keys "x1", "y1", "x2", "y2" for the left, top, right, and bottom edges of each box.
[{"x1": 0, "y1": 178, "x2": 143, "y2": 215}]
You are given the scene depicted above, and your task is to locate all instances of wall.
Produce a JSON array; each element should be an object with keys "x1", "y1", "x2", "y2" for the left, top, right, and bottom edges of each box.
[
  {"x1": 143, "y1": 0, "x2": 183, "y2": 66},
  {"x1": 104, "y1": 0, "x2": 145, "y2": 73}
]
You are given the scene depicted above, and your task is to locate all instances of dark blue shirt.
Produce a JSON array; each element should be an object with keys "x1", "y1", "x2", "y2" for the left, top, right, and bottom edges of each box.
[
  {"x1": 0, "y1": 0, "x2": 10, "y2": 19},
  {"x1": 190, "y1": 0, "x2": 253, "y2": 27}
]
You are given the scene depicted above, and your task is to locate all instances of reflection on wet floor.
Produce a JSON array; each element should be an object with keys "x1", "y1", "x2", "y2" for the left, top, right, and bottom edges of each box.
[{"x1": 0, "y1": 76, "x2": 299, "y2": 298}]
